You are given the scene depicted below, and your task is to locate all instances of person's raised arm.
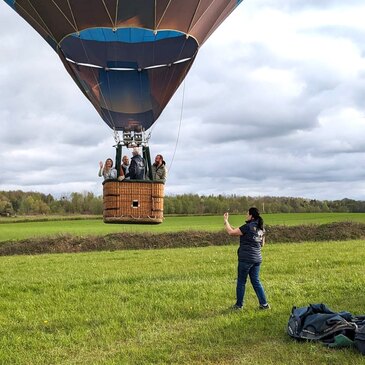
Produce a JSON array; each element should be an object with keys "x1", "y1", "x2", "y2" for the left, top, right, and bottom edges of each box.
[
  {"x1": 98, "y1": 161, "x2": 103, "y2": 177},
  {"x1": 223, "y1": 212, "x2": 243, "y2": 236}
]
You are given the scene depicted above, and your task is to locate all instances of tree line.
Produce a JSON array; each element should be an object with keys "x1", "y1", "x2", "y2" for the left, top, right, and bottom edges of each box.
[
  {"x1": 1, "y1": 190, "x2": 365, "y2": 216},
  {"x1": 163, "y1": 195, "x2": 365, "y2": 214},
  {"x1": 0, "y1": 191, "x2": 103, "y2": 216}
]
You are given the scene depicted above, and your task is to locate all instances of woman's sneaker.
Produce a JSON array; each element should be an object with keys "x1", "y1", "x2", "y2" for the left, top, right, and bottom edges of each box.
[
  {"x1": 259, "y1": 304, "x2": 270, "y2": 310},
  {"x1": 231, "y1": 304, "x2": 243, "y2": 310}
]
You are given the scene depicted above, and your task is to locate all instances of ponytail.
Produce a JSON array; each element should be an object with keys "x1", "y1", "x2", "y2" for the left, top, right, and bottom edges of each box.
[
  {"x1": 248, "y1": 207, "x2": 264, "y2": 230},
  {"x1": 257, "y1": 216, "x2": 264, "y2": 230}
]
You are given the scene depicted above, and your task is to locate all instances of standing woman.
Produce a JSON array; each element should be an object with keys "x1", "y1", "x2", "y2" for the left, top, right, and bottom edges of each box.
[
  {"x1": 224, "y1": 207, "x2": 270, "y2": 310},
  {"x1": 98, "y1": 158, "x2": 117, "y2": 180}
]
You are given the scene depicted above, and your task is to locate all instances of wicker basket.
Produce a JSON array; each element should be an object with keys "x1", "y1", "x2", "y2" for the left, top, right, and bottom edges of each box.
[{"x1": 103, "y1": 180, "x2": 164, "y2": 224}]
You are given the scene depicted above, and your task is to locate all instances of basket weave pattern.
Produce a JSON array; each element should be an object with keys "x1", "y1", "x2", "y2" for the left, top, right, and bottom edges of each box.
[{"x1": 103, "y1": 180, "x2": 164, "y2": 223}]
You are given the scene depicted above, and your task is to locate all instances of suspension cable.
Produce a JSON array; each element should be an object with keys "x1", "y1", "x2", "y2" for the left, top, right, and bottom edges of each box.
[{"x1": 168, "y1": 79, "x2": 186, "y2": 173}]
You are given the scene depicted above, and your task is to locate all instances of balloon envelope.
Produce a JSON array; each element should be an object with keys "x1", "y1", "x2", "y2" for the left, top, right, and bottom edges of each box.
[{"x1": 5, "y1": 0, "x2": 243, "y2": 131}]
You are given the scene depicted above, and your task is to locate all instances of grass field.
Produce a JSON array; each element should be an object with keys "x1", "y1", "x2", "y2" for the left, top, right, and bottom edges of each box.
[
  {"x1": 2, "y1": 212, "x2": 365, "y2": 242},
  {"x1": 0, "y1": 240, "x2": 364, "y2": 364}
]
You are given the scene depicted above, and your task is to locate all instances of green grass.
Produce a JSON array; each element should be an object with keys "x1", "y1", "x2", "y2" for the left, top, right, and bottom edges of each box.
[
  {"x1": 0, "y1": 240, "x2": 364, "y2": 364},
  {"x1": 0, "y1": 214, "x2": 102, "y2": 223},
  {"x1": 2, "y1": 213, "x2": 365, "y2": 242}
]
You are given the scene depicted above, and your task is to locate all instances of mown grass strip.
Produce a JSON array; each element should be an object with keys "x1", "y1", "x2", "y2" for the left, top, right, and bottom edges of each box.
[
  {"x1": 2, "y1": 213, "x2": 365, "y2": 242},
  {"x1": 0, "y1": 240, "x2": 364, "y2": 364}
]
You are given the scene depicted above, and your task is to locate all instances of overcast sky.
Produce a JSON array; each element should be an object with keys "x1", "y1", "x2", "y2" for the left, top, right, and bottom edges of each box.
[{"x1": 1, "y1": 0, "x2": 365, "y2": 200}]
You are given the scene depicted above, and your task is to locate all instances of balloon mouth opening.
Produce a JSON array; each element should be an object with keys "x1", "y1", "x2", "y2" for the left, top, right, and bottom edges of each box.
[
  {"x1": 64, "y1": 56, "x2": 193, "y2": 71},
  {"x1": 60, "y1": 27, "x2": 198, "y2": 71}
]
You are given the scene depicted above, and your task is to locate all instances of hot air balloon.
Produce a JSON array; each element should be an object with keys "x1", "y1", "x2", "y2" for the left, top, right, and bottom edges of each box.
[{"x1": 4, "y1": 0, "x2": 243, "y2": 223}]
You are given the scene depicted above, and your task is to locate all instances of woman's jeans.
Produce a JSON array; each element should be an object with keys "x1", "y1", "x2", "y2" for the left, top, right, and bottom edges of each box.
[{"x1": 236, "y1": 261, "x2": 268, "y2": 307}]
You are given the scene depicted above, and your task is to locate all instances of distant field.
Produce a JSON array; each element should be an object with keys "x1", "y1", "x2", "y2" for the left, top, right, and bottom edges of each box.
[
  {"x1": 0, "y1": 240, "x2": 364, "y2": 364},
  {"x1": 0, "y1": 214, "x2": 101, "y2": 223},
  {"x1": 1, "y1": 213, "x2": 365, "y2": 242}
]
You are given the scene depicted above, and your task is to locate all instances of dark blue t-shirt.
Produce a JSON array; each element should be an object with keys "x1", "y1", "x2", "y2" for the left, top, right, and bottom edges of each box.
[{"x1": 238, "y1": 220, "x2": 264, "y2": 263}]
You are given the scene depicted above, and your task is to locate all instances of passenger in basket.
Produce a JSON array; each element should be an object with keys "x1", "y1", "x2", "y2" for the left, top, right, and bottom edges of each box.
[
  {"x1": 118, "y1": 155, "x2": 130, "y2": 181},
  {"x1": 151, "y1": 154, "x2": 167, "y2": 182},
  {"x1": 129, "y1": 148, "x2": 145, "y2": 180},
  {"x1": 98, "y1": 158, "x2": 117, "y2": 180}
]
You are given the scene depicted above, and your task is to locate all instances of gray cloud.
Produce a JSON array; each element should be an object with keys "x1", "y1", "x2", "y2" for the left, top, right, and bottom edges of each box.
[{"x1": 1, "y1": 1, "x2": 365, "y2": 200}]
